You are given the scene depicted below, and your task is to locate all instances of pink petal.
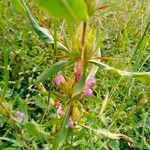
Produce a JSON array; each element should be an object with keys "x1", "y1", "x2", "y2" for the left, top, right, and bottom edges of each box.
[{"x1": 84, "y1": 88, "x2": 93, "y2": 97}]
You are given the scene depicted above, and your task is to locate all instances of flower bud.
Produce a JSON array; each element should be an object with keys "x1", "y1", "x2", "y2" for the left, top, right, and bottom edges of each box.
[
  {"x1": 85, "y1": 75, "x2": 96, "y2": 89},
  {"x1": 16, "y1": 111, "x2": 25, "y2": 121},
  {"x1": 53, "y1": 71, "x2": 66, "y2": 85},
  {"x1": 83, "y1": 88, "x2": 93, "y2": 97},
  {"x1": 68, "y1": 118, "x2": 75, "y2": 129}
]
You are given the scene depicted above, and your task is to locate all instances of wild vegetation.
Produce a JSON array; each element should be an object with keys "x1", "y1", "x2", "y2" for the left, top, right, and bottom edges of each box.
[{"x1": 0, "y1": 0, "x2": 150, "y2": 149}]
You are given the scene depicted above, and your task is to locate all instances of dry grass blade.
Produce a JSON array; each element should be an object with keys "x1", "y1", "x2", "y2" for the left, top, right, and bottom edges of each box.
[
  {"x1": 81, "y1": 125, "x2": 135, "y2": 144},
  {"x1": 97, "y1": 5, "x2": 111, "y2": 10}
]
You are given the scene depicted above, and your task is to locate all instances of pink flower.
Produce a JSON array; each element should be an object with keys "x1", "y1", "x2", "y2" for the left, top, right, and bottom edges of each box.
[
  {"x1": 16, "y1": 111, "x2": 25, "y2": 120},
  {"x1": 85, "y1": 75, "x2": 96, "y2": 89},
  {"x1": 68, "y1": 118, "x2": 74, "y2": 129},
  {"x1": 53, "y1": 71, "x2": 66, "y2": 85},
  {"x1": 83, "y1": 75, "x2": 95, "y2": 97},
  {"x1": 83, "y1": 88, "x2": 93, "y2": 97},
  {"x1": 75, "y1": 72, "x2": 83, "y2": 81}
]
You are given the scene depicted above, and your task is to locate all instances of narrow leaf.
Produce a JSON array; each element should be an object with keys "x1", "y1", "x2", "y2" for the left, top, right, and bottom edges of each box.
[
  {"x1": 35, "y1": 60, "x2": 71, "y2": 84},
  {"x1": 90, "y1": 60, "x2": 150, "y2": 83}
]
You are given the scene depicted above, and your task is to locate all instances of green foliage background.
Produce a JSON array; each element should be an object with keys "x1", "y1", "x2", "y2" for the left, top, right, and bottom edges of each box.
[{"x1": 0, "y1": 0, "x2": 150, "y2": 149}]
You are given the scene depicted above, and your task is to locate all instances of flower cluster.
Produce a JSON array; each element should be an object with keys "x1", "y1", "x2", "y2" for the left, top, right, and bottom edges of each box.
[
  {"x1": 83, "y1": 75, "x2": 96, "y2": 97},
  {"x1": 53, "y1": 71, "x2": 75, "y2": 129}
]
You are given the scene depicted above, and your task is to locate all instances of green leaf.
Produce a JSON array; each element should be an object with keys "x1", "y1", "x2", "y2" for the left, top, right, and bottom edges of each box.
[
  {"x1": 53, "y1": 102, "x2": 71, "y2": 149},
  {"x1": 83, "y1": 112, "x2": 100, "y2": 128},
  {"x1": 90, "y1": 60, "x2": 150, "y2": 83},
  {"x1": 10, "y1": 0, "x2": 69, "y2": 52},
  {"x1": 108, "y1": 140, "x2": 120, "y2": 150},
  {"x1": 44, "y1": 118, "x2": 62, "y2": 127},
  {"x1": 34, "y1": 0, "x2": 88, "y2": 22},
  {"x1": 72, "y1": 77, "x2": 85, "y2": 98},
  {"x1": 35, "y1": 60, "x2": 71, "y2": 84},
  {"x1": 25, "y1": 121, "x2": 51, "y2": 142}
]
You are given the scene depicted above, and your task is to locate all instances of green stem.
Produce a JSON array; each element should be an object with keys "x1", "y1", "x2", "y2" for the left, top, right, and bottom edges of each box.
[
  {"x1": 54, "y1": 19, "x2": 58, "y2": 60},
  {"x1": 81, "y1": 22, "x2": 87, "y2": 59},
  {"x1": 2, "y1": 49, "x2": 9, "y2": 100}
]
